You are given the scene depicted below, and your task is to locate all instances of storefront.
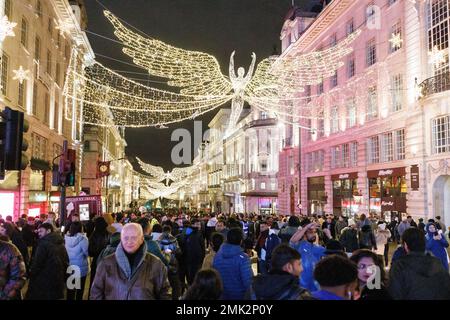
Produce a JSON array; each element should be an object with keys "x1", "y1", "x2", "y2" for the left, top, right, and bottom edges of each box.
[
  {"x1": 332, "y1": 173, "x2": 360, "y2": 218},
  {"x1": 49, "y1": 191, "x2": 61, "y2": 214},
  {"x1": 28, "y1": 170, "x2": 48, "y2": 217},
  {"x1": 65, "y1": 195, "x2": 103, "y2": 221},
  {"x1": 307, "y1": 176, "x2": 326, "y2": 215},
  {"x1": 0, "y1": 172, "x2": 20, "y2": 219},
  {"x1": 241, "y1": 191, "x2": 277, "y2": 215},
  {"x1": 368, "y1": 167, "x2": 407, "y2": 221},
  {"x1": 0, "y1": 171, "x2": 21, "y2": 219}
]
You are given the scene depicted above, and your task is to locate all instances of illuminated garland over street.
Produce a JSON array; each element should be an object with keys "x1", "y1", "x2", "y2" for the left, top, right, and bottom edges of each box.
[
  {"x1": 137, "y1": 157, "x2": 196, "y2": 184},
  {"x1": 63, "y1": 11, "x2": 360, "y2": 129}
]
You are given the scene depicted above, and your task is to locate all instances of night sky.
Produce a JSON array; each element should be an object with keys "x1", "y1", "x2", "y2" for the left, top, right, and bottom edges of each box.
[{"x1": 84, "y1": 0, "x2": 320, "y2": 170}]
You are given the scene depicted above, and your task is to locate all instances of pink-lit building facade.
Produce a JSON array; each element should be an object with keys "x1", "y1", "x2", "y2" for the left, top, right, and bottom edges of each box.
[{"x1": 278, "y1": 0, "x2": 450, "y2": 225}]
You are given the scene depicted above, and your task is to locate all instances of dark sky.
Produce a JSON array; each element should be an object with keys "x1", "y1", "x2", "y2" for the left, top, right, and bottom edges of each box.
[{"x1": 84, "y1": 0, "x2": 319, "y2": 170}]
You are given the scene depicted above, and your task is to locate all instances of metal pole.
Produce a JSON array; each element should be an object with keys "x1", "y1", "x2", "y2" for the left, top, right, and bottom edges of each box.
[
  {"x1": 106, "y1": 175, "x2": 109, "y2": 213},
  {"x1": 59, "y1": 140, "x2": 68, "y2": 228}
]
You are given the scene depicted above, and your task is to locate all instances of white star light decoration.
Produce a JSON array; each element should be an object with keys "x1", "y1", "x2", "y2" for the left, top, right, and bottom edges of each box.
[
  {"x1": 429, "y1": 46, "x2": 447, "y2": 67},
  {"x1": 389, "y1": 33, "x2": 403, "y2": 50},
  {"x1": 12, "y1": 66, "x2": 31, "y2": 84},
  {"x1": 0, "y1": 15, "x2": 16, "y2": 43}
]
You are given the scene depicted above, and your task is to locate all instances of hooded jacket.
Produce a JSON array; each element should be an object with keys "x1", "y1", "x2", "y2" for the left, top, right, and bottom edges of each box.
[
  {"x1": 0, "y1": 240, "x2": 26, "y2": 300},
  {"x1": 247, "y1": 271, "x2": 310, "y2": 300},
  {"x1": 90, "y1": 242, "x2": 171, "y2": 300},
  {"x1": 388, "y1": 252, "x2": 450, "y2": 299},
  {"x1": 64, "y1": 233, "x2": 89, "y2": 277},
  {"x1": 425, "y1": 223, "x2": 449, "y2": 271},
  {"x1": 25, "y1": 232, "x2": 69, "y2": 300},
  {"x1": 212, "y1": 243, "x2": 253, "y2": 300}
]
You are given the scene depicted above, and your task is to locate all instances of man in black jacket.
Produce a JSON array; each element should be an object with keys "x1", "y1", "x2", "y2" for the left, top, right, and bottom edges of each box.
[
  {"x1": 25, "y1": 223, "x2": 69, "y2": 300},
  {"x1": 177, "y1": 219, "x2": 205, "y2": 286},
  {"x1": 247, "y1": 244, "x2": 310, "y2": 300},
  {"x1": 388, "y1": 228, "x2": 450, "y2": 300}
]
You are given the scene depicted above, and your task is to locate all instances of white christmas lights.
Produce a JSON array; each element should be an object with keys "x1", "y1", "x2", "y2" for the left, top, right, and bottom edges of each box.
[
  {"x1": 0, "y1": 15, "x2": 16, "y2": 44},
  {"x1": 12, "y1": 66, "x2": 31, "y2": 84}
]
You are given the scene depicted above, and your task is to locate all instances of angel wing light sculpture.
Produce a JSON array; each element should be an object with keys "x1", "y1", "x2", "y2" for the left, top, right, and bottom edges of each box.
[{"x1": 66, "y1": 11, "x2": 360, "y2": 132}]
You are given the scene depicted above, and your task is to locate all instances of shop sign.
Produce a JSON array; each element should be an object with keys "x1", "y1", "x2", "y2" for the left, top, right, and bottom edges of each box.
[
  {"x1": 65, "y1": 195, "x2": 102, "y2": 221},
  {"x1": 411, "y1": 165, "x2": 419, "y2": 191},
  {"x1": 29, "y1": 191, "x2": 48, "y2": 203},
  {"x1": 379, "y1": 170, "x2": 393, "y2": 176},
  {"x1": 331, "y1": 172, "x2": 358, "y2": 180}
]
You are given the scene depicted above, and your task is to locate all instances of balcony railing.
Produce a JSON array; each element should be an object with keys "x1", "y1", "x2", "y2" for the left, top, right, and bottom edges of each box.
[{"x1": 419, "y1": 71, "x2": 450, "y2": 98}]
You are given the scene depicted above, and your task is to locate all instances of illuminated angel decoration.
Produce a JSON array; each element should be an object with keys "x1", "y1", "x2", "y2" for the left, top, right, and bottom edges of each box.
[
  {"x1": 137, "y1": 157, "x2": 195, "y2": 185},
  {"x1": 65, "y1": 11, "x2": 360, "y2": 130}
]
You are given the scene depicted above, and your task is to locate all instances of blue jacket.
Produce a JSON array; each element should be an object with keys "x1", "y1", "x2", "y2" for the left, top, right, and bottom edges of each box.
[
  {"x1": 264, "y1": 231, "x2": 281, "y2": 265},
  {"x1": 290, "y1": 240, "x2": 325, "y2": 292},
  {"x1": 65, "y1": 233, "x2": 89, "y2": 277},
  {"x1": 213, "y1": 243, "x2": 253, "y2": 300},
  {"x1": 425, "y1": 223, "x2": 449, "y2": 271}
]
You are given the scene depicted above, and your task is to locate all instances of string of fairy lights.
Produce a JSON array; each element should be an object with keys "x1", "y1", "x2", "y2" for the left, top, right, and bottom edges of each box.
[{"x1": 2, "y1": 0, "x2": 447, "y2": 132}]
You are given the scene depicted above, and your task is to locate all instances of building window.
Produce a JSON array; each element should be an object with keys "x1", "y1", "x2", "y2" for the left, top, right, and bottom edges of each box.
[
  {"x1": 367, "y1": 86, "x2": 378, "y2": 121},
  {"x1": 55, "y1": 63, "x2": 61, "y2": 86},
  {"x1": 261, "y1": 159, "x2": 268, "y2": 172},
  {"x1": 389, "y1": 21, "x2": 402, "y2": 53},
  {"x1": 368, "y1": 136, "x2": 380, "y2": 164},
  {"x1": 36, "y1": 0, "x2": 43, "y2": 18},
  {"x1": 350, "y1": 142, "x2": 358, "y2": 167},
  {"x1": 4, "y1": 0, "x2": 11, "y2": 18},
  {"x1": 54, "y1": 100, "x2": 59, "y2": 130},
  {"x1": 48, "y1": 18, "x2": 53, "y2": 34},
  {"x1": 34, "y1": 37, "x2": 41, "y2": 61},
  {"x1": 305, "y1": 85, "x2": 312, "y2": 103},
  {"x1": 347, "y1": 98, "x2": 356, "y2": 128},
  {"x1": 317, "y1": 112, "x2": 324, "y2": 138},
  {"x1": 317, "y1": 79, "x2": 324, "y2": 95},
  {"x1": 366, "y1": 38, "x2": 377, "y2": 67},
  {"x1": 1, "y1": 53, "x2": 9, "y2": 96},
  {"x1": 391, "y1": 74, "x2": 403, "y2": 112},
  {"x1": 395, "y1": 129, "x2": 406, "y2": 159},
  {"x1": 432, "y1": 115, "x2": 450, "y2": 154},
  {"x1": 346, "y1": 18, "x2": 354, "y2": 35},
  {"x1": 427, "y1": 0, "x2": 450, "y2": 75},
  {"x1": 46, "y1": 50, "x2": 52, "y2": 76},
  {"x1": 331, "y1": 146, "x2": 340, "y2": 169},
  {"x1": 261, "y1": 182, "x2": 266, "y2": 190},
  {"x1": 382, "y1": 132, "x2": 394, "y2": 162},
  {"x1": 342, "y1": 143, "x2": 350, "y2": 168},
  {"x1": 311, "y1": 150, "x2": 324, "y2": 172},
  {"x1": 330, "y1": 71, "x2": 338, "y2": 88},
  {"x1": 65, "y1": 41, "x2": 71, "y2": 60},
  {"x1": 21, "y1": 17, "x2": 28, "y2": 49},
  {"x1": 32, "y1": 81, "x2": 38, "y2": 115},
  {"x1": 330, "y1": 106, "x2": 339, "y2": 134},
  {"x1": 44, "y1": 92, "x2": 50, "y2": 125},
  {"x1": 18, "y1": 80, "x2": 26, "y2": 108},
  {"x1": 330, "y1": 33, "x2": 337, "y2": 47},
  {"x1": 31, "y1": 133, "x2": 48, "y2": 160},
  {"x1": 347, "y1": 55, "x2": 355, "y2": 79}
]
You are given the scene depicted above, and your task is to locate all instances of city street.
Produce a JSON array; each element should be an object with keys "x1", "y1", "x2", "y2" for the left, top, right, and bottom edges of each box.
[{"x1": 1, "y1": 0, "x2": 450, "y2": 303}]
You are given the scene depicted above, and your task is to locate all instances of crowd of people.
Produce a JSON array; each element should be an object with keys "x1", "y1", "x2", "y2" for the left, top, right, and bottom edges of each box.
[{"x1": 0, "y1": 209, "x2": 449, "y2": 300}]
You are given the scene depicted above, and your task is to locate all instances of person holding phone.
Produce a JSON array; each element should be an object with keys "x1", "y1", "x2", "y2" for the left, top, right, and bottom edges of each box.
[{"x1": 425, "y1": 222, "x2": 449, "y2": 271}]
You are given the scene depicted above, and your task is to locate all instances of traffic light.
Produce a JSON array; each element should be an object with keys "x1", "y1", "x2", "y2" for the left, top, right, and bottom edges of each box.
[
  {"x1": 66, "y1": 149, "x2": 76, "y2": 187},
  {"x1": 0, "y1": 107, "x2": 29, "y2": 178},
  {"x1": 59, "y1": 148, "x2": 76, "y2": 187}
]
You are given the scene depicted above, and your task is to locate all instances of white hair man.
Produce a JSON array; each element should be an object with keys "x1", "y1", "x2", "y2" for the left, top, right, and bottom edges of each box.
[{"x1": 90, "y1": 223, "x2": 171, "y2": 300}]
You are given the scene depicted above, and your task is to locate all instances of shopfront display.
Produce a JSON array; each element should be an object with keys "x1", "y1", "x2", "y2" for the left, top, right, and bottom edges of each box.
[
  {"x1": 307, "y1": 176, "x2": 326, "y2": 215},
  {"x1": 368, "y1": 167, "x2": 407, "y2": 219},
  {"x1": 332, "y1": 173, "x2": 360, "y2": 218},
  {"x1": 65, "y1": 195, "x2": 103, "y2": 220},
  {"x1": 0, "y1": 172, "x2": 20, "y2": 219}
]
